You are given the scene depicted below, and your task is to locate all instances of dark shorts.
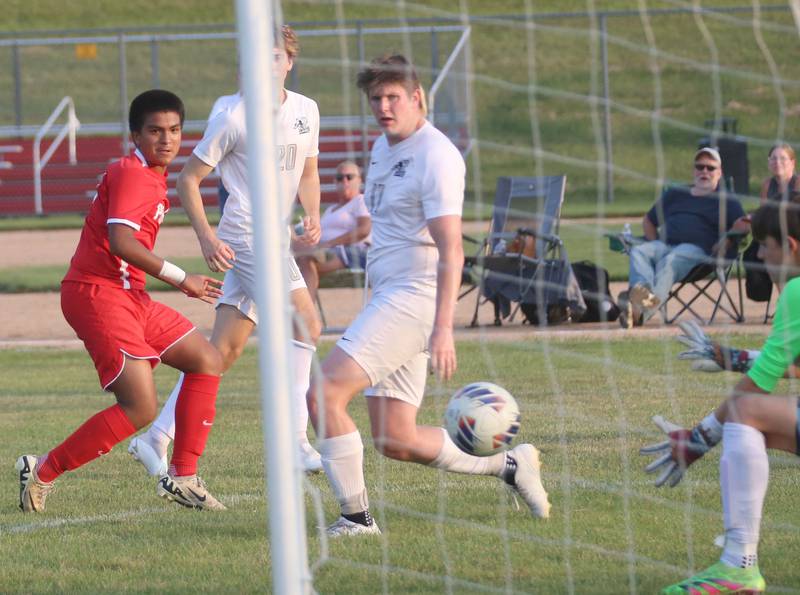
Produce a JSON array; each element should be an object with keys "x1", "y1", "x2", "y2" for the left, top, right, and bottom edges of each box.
[{"x1": 334, "y1": 244, "x2": 368, "y2": 270}]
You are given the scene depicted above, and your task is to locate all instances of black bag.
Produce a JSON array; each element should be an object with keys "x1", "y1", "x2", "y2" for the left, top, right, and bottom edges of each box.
[
  {"x1": 742, "y1": 240, "x2": 773, "y2": 302},
  {"x1": 571, "y1": 260, "x2": 620, "y2": 323}
]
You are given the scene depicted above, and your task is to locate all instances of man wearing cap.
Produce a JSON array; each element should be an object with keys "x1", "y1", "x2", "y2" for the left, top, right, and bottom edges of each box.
[{"x1": 619, "y1": 147, "x2": 746, "y2": 328}]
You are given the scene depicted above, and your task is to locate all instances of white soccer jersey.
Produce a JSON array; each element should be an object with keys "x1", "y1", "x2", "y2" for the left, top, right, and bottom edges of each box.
[
  {"x1": 208, "y1": 91, "x2": 241, "y2": 121},
  {"x1": 193, "y1": 90, "x2": 320, "y2": 243},
  {"x1": 364, "y1": 121, "x2": 465, "y2": 290}
]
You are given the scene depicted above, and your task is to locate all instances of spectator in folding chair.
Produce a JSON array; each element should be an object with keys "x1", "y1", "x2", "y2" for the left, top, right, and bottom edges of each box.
[
  {"x1": 295, "y1": 160, "x2": 371, "y2": 305},
  {"x1": 618, "y1": 147, "x2": 745, "y2": 328},
  {"x1": 741, "y1": 144, "x2": 799, "y2": 307}
]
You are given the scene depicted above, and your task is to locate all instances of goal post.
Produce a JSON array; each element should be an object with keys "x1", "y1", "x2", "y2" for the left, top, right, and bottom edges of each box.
[{"x1": 235, "y1": 1, "x2": 310, "y2": 593}]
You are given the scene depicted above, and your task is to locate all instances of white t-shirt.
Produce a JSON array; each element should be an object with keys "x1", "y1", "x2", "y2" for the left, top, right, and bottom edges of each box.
[
  {"x1": 364, "y1": 121, "x2": 464, "y2": 290},
  {"x1": 320, "y1": 194, "x2": 370, "y2": 247},
  {"x1": 193, "y1": 90, "x2": 320, "y2": 243},
  {"x1": 208, "y1": 91, "x2": 241, "y2": 121}
]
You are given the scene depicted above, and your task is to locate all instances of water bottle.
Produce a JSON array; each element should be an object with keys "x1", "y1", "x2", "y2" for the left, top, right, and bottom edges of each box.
[
  {"x1": 622, "y1": 223, "x2": 633, "y2": 244},
  {"x1": 493, "y1": 239, "x2": 507, "y2": 254}
]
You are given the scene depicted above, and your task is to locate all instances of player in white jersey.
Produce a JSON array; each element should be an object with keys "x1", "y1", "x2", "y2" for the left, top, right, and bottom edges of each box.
[
  {"x1": 209, "y1": 90, "x2": 241, "y2": 121},
  {"x1": 308, "y1": 55, "x2": 551, "y2": 537},
  {"x1": 128, "y1": 25, "x2": 325, "y2": 477},
  {"x1": 208, "y1": 89, "x2": 241, "y2": 214}
]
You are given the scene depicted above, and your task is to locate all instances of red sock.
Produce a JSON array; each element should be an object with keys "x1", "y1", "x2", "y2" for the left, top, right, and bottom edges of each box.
[
  {"x1": 38, "y1": 404, "x2": 136, "y2": 483},
  {"x1": 170, "y1": 373, "x2": 220, "y2": 477}
]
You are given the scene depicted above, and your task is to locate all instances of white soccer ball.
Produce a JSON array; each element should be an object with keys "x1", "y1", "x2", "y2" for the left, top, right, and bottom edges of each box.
[{"x1": 444, "y1": 382, "x2": 521, "y2": 456}]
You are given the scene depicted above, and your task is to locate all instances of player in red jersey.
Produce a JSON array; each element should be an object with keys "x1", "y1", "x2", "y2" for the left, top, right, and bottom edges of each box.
[{"x1": 15, "y1": 90, "x2": 227, "y2": 513}]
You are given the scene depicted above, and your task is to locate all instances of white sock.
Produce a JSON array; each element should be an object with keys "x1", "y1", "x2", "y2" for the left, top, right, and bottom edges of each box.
[
  {"x1": 318, "y1": 431, "x2": 369, "y2": 515},
  {"x1": 292, "y1": 340, "x2": 316, "y2": 448},
  {"x1": 430, "y1": 428, "x2": 507, "y2": 476},
  {"x1": 719, "y1": 422, "x2": 767, "y2": 569},
  {"x1": 145, "y1": 372, "x2": 182, "y2": 458}
]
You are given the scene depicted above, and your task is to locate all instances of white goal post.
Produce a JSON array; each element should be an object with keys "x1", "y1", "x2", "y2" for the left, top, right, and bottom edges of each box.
[{"x1": 235, "y1": 1, "x2": 310, "y2": 594}]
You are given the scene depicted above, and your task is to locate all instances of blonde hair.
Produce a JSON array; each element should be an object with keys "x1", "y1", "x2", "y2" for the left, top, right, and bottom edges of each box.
[
  {"x1": 276, "y1": 24, "x2": 299, "y2": 58},
  {"x1": 356, "y1": 54, "x2": 427, "y2": 116}
]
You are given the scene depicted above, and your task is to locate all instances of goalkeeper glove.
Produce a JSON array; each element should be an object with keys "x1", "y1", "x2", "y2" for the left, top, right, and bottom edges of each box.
[
  {"x1": 639, "y1": 415, "x2": 721, "y2": 487},
  {"x1": 675, "y1": 320, "x2": 760, "y2": 373}
]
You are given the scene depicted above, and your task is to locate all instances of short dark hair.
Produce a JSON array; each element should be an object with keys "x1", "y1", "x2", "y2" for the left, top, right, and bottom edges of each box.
[
  {"x1": 128, "y1": 89, "x2": 185, "y2": 133},
  {"x1": 751, "y1": 194, "x2": 800, "y2": 244}
]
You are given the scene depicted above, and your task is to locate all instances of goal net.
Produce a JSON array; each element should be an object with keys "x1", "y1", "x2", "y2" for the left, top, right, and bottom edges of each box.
[{"x1": 274, "y1": 3, "x2": 800, "y2": 593}]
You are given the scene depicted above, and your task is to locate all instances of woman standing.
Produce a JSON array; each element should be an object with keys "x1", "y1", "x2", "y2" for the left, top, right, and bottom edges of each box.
[
  {"x1": 745, "y1": 144, "x2": 799, "y2": 303},
  {"x1": 759, "y1": 143, "x2": 798, "y2": 202}
]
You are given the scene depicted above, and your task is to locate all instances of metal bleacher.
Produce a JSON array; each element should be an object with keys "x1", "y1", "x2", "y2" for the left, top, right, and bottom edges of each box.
[{"x1": 0, "y1": 124, "x2": 380, "y2": 216}]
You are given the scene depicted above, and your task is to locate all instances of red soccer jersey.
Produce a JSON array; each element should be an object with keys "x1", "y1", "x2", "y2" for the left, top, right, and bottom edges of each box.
[{"x1": 64, "y1": 150, "x2": 169, "y2": 290}]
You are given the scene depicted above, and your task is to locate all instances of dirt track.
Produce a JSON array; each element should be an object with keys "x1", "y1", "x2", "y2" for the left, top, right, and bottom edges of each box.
[
  {"x1": 0, "y1": 226, "x2": 773, "y2": 346},
  {"x1": 0, "y1": 226, "x2": 203, "y2": 268}
]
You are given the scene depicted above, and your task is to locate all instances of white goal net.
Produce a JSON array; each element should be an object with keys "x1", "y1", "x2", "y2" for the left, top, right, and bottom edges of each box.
[{"x1": 265, "y1": 3, "x2": 800, "y2": 593}]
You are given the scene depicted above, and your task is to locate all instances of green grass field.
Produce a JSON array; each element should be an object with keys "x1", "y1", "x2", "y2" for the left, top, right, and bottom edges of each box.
[
  {"x1": 1, "y1": 4, "x2": 799, "y2": 594},
  {"x1": 1, "y1": 340, "x2": 798, "y2": 593}
]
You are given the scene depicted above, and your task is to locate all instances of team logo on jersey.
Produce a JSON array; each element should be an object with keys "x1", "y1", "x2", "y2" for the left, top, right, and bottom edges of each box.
[
  {"x1": 154, "y1": 203, "x2": 166, "y2": 224},
  {"x1": 391, "y1": 158, "x2": 412, "y2": 178},
  {"x1": 293, "y1": 117, "x2": 311, "y2": 134}
]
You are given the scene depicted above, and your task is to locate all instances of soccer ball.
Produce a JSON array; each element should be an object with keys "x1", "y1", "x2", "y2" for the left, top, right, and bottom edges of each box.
[{"x1": 444, "y1": 382, "x2": 521, "y2": 456}]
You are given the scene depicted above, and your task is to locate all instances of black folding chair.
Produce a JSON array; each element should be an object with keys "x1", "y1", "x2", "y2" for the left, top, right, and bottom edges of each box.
[{"x1": 660, "y1": 230, "x2": 747, "y2": 325}]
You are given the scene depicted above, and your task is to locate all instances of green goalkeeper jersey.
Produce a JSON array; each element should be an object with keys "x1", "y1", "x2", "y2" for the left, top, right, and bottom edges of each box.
[{"x1": 748, "y1": 276, "x2": 800, "y2": 392}]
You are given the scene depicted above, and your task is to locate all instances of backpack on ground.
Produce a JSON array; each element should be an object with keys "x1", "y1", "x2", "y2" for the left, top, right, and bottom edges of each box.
[
  {"x1": 571, "y1": 260, "x2": 620, "y2": 323},
  {"x1": 742, "y1": 240, "x2": 773, "y2": 302}
]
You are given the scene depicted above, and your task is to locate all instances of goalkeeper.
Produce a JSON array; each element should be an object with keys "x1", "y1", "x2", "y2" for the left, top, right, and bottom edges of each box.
[{"x1": 640, "y1": 200, "x2": 800, "y2": 594}]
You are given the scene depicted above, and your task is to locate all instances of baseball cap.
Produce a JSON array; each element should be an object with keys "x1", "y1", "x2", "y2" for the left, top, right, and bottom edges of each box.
[{"x1": 695, "y1": 146, "x2": 722, "y2": 165}]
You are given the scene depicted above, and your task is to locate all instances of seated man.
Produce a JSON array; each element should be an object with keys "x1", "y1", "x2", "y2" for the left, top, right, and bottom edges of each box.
[
  {"x1": 295, "y1": 160, "x2": 371, "y2": 303},
  {"x1": 619, "y1": 147, "x2": 745, "y2": 328}
]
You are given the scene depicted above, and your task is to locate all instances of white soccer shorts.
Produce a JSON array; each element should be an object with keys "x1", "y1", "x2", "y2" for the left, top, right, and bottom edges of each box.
[
  {"x1": 216, "y1": 240, "x2": 307, "y2": 325},
  {"x1": 337, "y1": 286, "x2": 436, "y2": 407}
]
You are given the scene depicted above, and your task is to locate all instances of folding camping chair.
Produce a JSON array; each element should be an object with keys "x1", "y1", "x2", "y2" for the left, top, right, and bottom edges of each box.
[
  {"x1": 660, "y1": 229, "x2": 747, "y2": 325},
  {"x1": 461, "y1": 175, "x2": 577, "y2": 327},
  {"x1": 607, "y1": 229, "x2": 747, "y2": 325}
]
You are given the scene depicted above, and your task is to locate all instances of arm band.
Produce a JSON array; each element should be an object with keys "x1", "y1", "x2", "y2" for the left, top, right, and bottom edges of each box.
[{"x1": 159, "y1": 260, "x2": 187, "y2": 285}]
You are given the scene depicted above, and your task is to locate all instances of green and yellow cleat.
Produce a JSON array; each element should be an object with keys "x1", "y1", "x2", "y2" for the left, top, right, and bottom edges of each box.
[{"x1": 662, "y1": 561, "x2": 765, "y2": 594}]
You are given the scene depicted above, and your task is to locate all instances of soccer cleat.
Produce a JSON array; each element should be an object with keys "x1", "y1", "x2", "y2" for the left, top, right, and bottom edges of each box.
[
  {"x1": 156, "y1": 473, "x2": 227, "y2": 511},
  {"x1": 128, "y1": 436, "x2": 168, "y2": 477},
  {"x1": 326, "y1": 516, "x2": 382, "y2": 538},
  {"x1": 504, "y1": 444, "x2": 551, "y2": 519},
  {"x1": 661, "y1": 561, "x2": 766, "y2": 594},
  {"x1": 300, "y1": 442, "x2": 323, "y2": 474},
  {"x1": 15, "y1": 455, "x2": 55, "y2": 513}
]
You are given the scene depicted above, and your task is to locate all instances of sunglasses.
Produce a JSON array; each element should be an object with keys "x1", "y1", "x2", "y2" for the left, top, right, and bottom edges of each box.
[
  {"x1": 335, "y1": 173, "x2": 358, "y2": 181},
  {"x1": 694, "y1": 163, "x2": 718, "y2": 172}
]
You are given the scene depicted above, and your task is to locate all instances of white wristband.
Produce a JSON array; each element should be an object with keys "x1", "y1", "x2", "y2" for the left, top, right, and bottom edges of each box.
[{"x1": 159, "y1": 260, "x2": 186, "y2": 285}]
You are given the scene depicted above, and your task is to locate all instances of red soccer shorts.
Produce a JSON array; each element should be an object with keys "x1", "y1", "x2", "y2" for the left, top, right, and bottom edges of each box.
[{"x1": 61, "y1": 281, "x2": 195, "y2": 390}]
